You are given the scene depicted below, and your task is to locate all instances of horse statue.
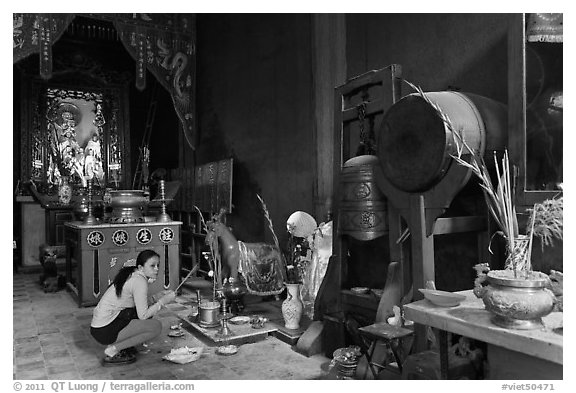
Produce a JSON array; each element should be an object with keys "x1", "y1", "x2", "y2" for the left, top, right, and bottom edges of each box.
[{"x1": 205, "y1": 210, "x2": 286, "y2": 296}]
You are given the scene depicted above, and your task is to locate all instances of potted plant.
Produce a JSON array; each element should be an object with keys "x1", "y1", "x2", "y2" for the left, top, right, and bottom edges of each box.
[
  {"x1": 450, "y1": 118, "x2": 561, "y2": 330},
  {"x1": 407, "y1": 82, "x2": 562, "y2": 329},
  {"x1": 463, "y1": 150, "x2": 561, "y2": 330}
]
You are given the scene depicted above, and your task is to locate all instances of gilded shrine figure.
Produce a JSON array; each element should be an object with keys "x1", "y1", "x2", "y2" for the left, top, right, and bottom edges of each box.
[{"x1": 84, "y1": 132, "x2": 105, "y2": 184}]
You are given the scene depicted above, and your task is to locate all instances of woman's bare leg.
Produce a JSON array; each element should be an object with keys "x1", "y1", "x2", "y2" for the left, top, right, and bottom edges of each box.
[{"x1": 105, "y1": 319, "x2": 162, "y2": 356}]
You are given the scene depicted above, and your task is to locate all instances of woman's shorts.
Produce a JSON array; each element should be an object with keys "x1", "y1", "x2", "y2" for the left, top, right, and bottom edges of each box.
[{"x1": 90, "y1": 307, "x2": 138, "y2": 345}]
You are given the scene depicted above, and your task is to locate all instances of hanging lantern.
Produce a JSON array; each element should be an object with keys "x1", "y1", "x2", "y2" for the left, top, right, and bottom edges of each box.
[{"x1": 526, "y1": 13, "x2": 563, "y2": 43}]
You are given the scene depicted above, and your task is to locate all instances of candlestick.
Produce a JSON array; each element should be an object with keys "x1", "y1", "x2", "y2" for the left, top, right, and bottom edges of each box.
[
  {"x1": 217, "y1": 298, "x2": 233, "y2": 338},
  {"x1": 156, "y1": 179, "x2": 172, "y2": 222},
  {"x1": 84, "y1": 178, "x2": 97, "y2": 225}
]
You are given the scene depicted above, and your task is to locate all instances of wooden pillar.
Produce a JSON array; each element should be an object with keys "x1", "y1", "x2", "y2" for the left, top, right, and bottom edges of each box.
[{"x1": 311, "y1": 14, "x2": 346, "y2": 222}]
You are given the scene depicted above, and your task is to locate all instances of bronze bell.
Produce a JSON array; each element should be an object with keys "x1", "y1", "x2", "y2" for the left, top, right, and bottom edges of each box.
[
  {"x1": 338, "y1": 155, "x2": 388, "y2": 241},
  {"x1": 526, "y1": 13, "x2": 563, "y2": 43}
]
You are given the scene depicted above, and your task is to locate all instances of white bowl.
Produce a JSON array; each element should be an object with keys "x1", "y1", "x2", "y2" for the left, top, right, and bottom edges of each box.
[
  {"x1": 418, "y1": 289, "x2": 466, "y2": 307},
  {"x1": 229, "y1": 316, "x2": 250, "y2": 325},
  {"x1": 350, "y1": 287, "x2": 370, "y2": 295},
  {"x1": 351, "y1": 287, "x2": 370, "y2": 295}
]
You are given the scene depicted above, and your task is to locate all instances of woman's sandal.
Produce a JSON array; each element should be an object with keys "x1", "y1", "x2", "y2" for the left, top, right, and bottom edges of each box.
[{"x1": 102, "y1": 350, "x2": 136, "y2": 366}]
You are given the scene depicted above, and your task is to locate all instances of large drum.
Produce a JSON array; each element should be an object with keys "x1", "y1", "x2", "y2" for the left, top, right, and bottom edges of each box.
[
  {"x1": 339, "y1": 155, "x2": 388, "y2": 241},
  {"x1": 378, "y1": 91, "x2": 507, "y2": 193}
]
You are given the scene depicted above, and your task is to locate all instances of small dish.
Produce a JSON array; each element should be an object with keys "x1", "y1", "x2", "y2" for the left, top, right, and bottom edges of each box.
[
  {"x1": 216, "y1": 345, "x2": 238, "y2": 356},
  {"x1": 163, "y1": 346, "x2": 203, "y2": 364},
  {"x1": 351, "y1": 287, "x2": 369, "y2": 295},
  {"x1": 229, "y1": 316, "x2": 251, "y2": 325},
  {"x1": 418, "y1": 289, "x2": 466, "y2": 307}
]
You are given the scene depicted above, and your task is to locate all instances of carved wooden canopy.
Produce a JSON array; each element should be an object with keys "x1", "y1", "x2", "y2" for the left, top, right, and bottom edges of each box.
[{"x1": 13, "y1": 13, "x2": 197, "y2": 149}]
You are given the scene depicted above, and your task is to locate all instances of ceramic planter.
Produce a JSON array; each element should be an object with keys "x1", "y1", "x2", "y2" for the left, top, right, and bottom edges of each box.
[{"x1": 58, "y1": 176, "x2": 73, "y2": 204}]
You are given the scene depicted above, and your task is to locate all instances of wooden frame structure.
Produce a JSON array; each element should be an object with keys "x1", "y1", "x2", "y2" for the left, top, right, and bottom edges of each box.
[{"x1": 316, "y1": 65, "x2": 405, "y2": 349}]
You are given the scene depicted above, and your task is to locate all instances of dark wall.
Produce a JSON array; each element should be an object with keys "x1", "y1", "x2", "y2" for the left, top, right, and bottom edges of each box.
[
  {"x1": 129, "y1": 75, "x2": 180, "y2": 179},
  {"x1": 195, "y1": 14, "x2": 314, "y2": 246},
  {"x1": 347, "y1": 13, "x2": 510, "y2": 101}
]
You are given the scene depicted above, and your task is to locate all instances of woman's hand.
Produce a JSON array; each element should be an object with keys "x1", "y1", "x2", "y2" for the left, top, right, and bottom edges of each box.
[
  {"x1": 150, "y1": 289, "x2": 171, "y2": 304},
  {"x1": 159, "y1": 290, "x2": 177, "y2": 306}
]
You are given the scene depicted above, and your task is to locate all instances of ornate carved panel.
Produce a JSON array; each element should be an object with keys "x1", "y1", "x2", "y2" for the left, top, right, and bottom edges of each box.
[{"x1": 19, "y1": 79, "x2": 130, "y2": 194}]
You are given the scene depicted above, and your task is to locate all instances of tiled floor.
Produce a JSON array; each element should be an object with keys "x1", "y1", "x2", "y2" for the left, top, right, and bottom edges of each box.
[{"x1": 13, "y1": 272, "x2": 332, "y2": 380}]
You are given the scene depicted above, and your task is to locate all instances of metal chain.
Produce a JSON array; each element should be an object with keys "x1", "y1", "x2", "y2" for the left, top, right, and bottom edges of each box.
[{"x1": 357, "y1": 102, "x2": 367, "y2": 146}]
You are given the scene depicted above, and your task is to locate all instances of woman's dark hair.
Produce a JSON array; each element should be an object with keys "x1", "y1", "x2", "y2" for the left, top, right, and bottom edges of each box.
[{"x1": 113, "y1": 249, "x2": 160, "y2": 297}]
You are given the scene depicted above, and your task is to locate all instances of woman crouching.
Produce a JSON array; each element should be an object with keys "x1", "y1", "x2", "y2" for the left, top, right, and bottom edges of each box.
[{"x1": 90, "y1": 249, "x2": 176, "y2": 366}]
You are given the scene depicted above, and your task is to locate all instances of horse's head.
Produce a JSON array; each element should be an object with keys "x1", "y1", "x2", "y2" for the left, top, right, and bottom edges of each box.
[
  {"x1": 205, "y1": 208, "x2": 227, "y2": 233},
  {"x1": 205, "y1": 225, "x2": 216, "y2": 246},
  {"x1": 206, "y1": 219, "x2": 225, "y2": 236},
  {"x1": 205, "y1": 220, "x2": 220, "y2": 245},
  {"x1": 205, "y1": 218, "x2": 236, "y2": 248}
]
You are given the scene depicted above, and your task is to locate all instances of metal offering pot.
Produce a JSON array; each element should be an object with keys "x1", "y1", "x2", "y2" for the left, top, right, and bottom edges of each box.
[
  {"x1": 474, "y1": 269, "x2": 555, "y2": 330},
  {"x1": 106, "y1": 190, "x2": 149, "y2": 223},
  {"x1": 198, "y1": 300, "x2": 221, "y2": 328}
]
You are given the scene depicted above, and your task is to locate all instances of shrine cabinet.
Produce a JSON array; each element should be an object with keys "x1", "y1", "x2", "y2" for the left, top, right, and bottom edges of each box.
[{"x1": 65, "y1": 221, "x2": 181, "y2": 307}]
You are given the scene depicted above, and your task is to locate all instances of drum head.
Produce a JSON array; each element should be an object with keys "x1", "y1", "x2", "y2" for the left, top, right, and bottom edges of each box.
[{"x1": 378, "y1": 94, "x2": 451, "y2": 193}]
